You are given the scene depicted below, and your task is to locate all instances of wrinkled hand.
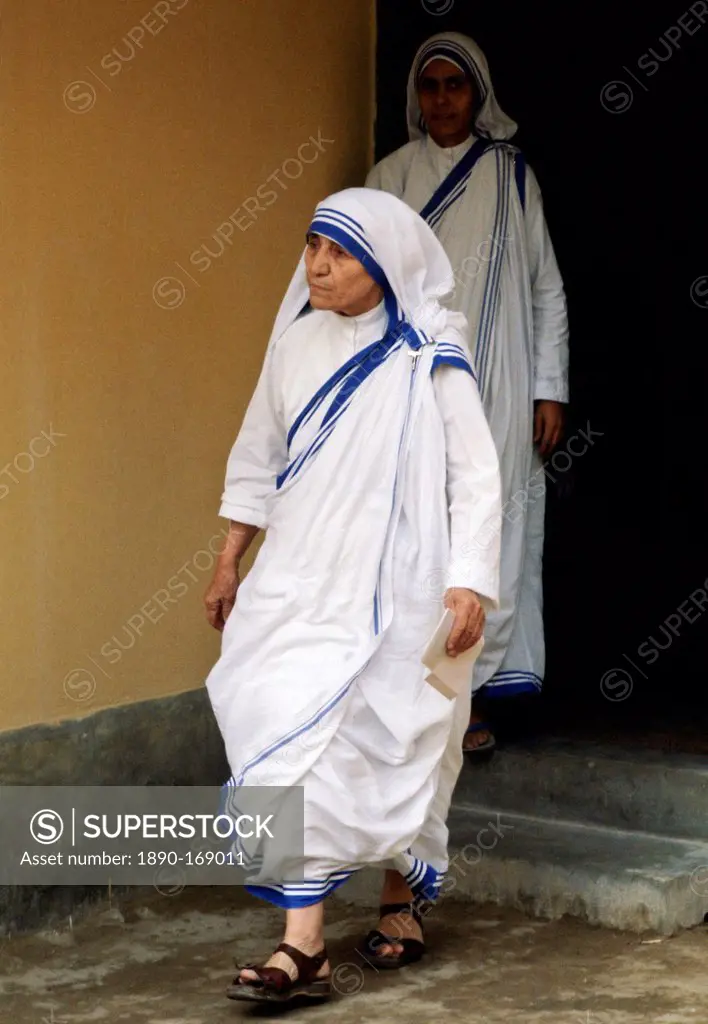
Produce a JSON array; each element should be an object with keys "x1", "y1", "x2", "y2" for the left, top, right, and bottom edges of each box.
[
  {"x1": 534, "y1": 400, "x2": 565, "y2": 458},
  {"x1": 444, "y1": 588, "x2": 486, "y2": 657},
  {"x1": 204, "y1": 562, "x2": 239, "y2": 632}
]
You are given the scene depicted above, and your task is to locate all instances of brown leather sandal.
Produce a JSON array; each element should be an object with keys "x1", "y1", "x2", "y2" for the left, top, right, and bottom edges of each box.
[
  {"x1": 226, "y1": 942, "x2": 331, "y2": 1003},
  {"x1": 357, "y1": 901, "x2": 426, "y2": 970}
]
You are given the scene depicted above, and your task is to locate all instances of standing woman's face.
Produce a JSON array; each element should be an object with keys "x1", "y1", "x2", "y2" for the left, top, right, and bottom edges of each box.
[
  {"x1": 305, "y1": 234, "x2": 384, "y2": 317},
  {"x1": 417, "y1": 58, "x2": 475, "y2": 148}
]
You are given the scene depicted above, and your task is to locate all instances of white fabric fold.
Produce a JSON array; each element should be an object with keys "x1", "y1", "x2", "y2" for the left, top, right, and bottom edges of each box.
[
  {"x1": 367, "y1": 34, "x2": 569, "y2": 697},
  {"x1": 206, "y1": 188, "x2": 502, "y2": 900}
]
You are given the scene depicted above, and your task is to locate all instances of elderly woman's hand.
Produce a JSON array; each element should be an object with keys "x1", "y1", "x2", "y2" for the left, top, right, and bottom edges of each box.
[
  {"x1": 443, "y1": 588, "x2": 485, "y2": 657},
  {"x1": 203, "y1": 522, "x2": 261, "y2": 631},
  {"x1": 204, "y1": 561, "x2": 240, "y2": 632}
]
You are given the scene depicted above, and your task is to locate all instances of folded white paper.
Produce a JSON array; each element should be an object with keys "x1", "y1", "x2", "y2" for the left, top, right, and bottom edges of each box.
[{"x1": 421, "y1": 609, "x2": 484, "y2": 700}]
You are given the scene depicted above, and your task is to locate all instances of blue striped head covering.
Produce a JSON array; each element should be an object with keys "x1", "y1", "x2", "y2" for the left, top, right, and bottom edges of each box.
[
  {"x1": 407, "y1": 32, "x2": 517, "y2": 142},
  {"x1": 267, "y1": 188, "x2": 470, "y2": 352}
]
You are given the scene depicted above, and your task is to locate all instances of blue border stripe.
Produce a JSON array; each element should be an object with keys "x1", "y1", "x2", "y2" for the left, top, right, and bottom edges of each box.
[
  {"x1": 320, "y1": 337, "x2": 400, "y2": 429},
  {"x1": 286, "y1": 329, "x2": 400, "y2": 451},
  {"x1": 403, "y1": 856, "x2": 444, "y2": 901},
  {"x1": 434, "y1": 342, "x2": 474, "y2": 358},
  {"x1": 282, "y1": 420, "x2": 338, "y2": 486},
  {"x1": 286, "y1": 358, "x2": 358, "y2": 450},
  {"x1": 278, "y1": 422, "x2": 332, "y2": 489},
  {"x1": 309, "y1": 219, "x2": 387, "y2": 290},
  {"x1": 278, "y1": 337, "x2": 404, "y2": 488},
  {"x1": 482, "y1": 670, "x2": 543, "y2": 697},
  {"x1": 246, "y1": 871, "x2": 353, "y2": 908},
  {"x1": 475, "y1": 149, "x2": 511, "y2": 398},
  {"x1": 475, "y1": 149, "x2": 506, "y2": 390},
  {"x1": 491, "y1": 670, "x2": 543, "y2": 681},
  {"x1": 253, "y1": 870, "x2": 352, "y2": 895},
  {"x1": 420, "y1": 137, "x2": 492, "y2": 225},
  {"x1": 432, "y1": 355, "x2": 475, "y2": 377},
  {"x1": 315, "y1": 208, "x2": 374, "y2": 256},
  {"x1": 428, "y1": 172, "x2": 472, "y2": 229},
  {"x1": 435, "y1": 347, "x2": 471, "y2": 359},
  {"x1": 483, "y1": 681, "x2": 542, "y2": 696}
]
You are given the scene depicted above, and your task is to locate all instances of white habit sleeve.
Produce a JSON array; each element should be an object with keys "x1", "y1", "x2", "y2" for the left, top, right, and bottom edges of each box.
[
  {"x1": 219, "y1": 347, "x2": 287, "y2": 529},
  {"x1": 434, "y1": 365, "x2": 502, "y2": 608},
  {"x1": 525, "y1": 166, "x2": 570, "y2": 404}
]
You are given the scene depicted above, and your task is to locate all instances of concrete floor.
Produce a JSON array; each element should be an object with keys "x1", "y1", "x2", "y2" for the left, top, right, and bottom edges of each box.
[{"x1": 1, "y1": 887, "x2": 707, "y2": 1024}]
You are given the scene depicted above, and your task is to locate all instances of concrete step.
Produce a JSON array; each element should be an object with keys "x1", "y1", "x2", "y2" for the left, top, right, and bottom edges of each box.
[
  {"x1": 455, "y1": 739, "x2": 708, "y2": 840},
  {"x1": 336, "y1": 805, "x2": 708, "y2": 935}
]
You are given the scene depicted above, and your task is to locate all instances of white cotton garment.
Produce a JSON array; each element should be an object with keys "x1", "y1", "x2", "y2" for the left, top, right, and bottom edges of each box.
[
  {"x1": 205, "y1": 188, "x2": 502, "y2": 906},
  {"x1": 367, "y1": 34, "x2": 569, "y2": 698}
]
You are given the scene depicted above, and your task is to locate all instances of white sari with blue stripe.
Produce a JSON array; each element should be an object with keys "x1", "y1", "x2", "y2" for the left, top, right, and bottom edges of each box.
[
  {"x1": 368, "y1": 32, "x2": 568, "y2": 700},
  {"x1": 206, "y1": 189, "x2": 501, "y2": 907},
  {"x1": 368, "y1": 137, "x2": 568, "y2": 701}
]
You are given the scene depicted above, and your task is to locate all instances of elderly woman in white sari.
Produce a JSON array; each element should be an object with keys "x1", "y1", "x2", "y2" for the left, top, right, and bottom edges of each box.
[
  {"x1": 367, "y1": 33, "x2": 570, "y2": 758},
  {"x1": 203, "y1": 187, "x2": 501, "y2": 1004}
]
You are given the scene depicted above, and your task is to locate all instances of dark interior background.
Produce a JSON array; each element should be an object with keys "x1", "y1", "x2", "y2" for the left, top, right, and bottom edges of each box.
[{"x1": 375, "y1": 0, "x2": 708, "y2": 735}]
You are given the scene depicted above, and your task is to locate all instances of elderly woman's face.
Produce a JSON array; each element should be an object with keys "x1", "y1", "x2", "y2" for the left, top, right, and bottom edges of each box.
[
  {"x1": 305, "y1": 234, "x2": 384, "y2": 316},
  {"x1": 417, "y1": 58, "x2": 475, "y2": 148}
]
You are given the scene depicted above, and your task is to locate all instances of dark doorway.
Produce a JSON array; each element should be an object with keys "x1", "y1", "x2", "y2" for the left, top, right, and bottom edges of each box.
[{"x1": 375, "y1": 1, "x2": 708, "y2": 743}]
